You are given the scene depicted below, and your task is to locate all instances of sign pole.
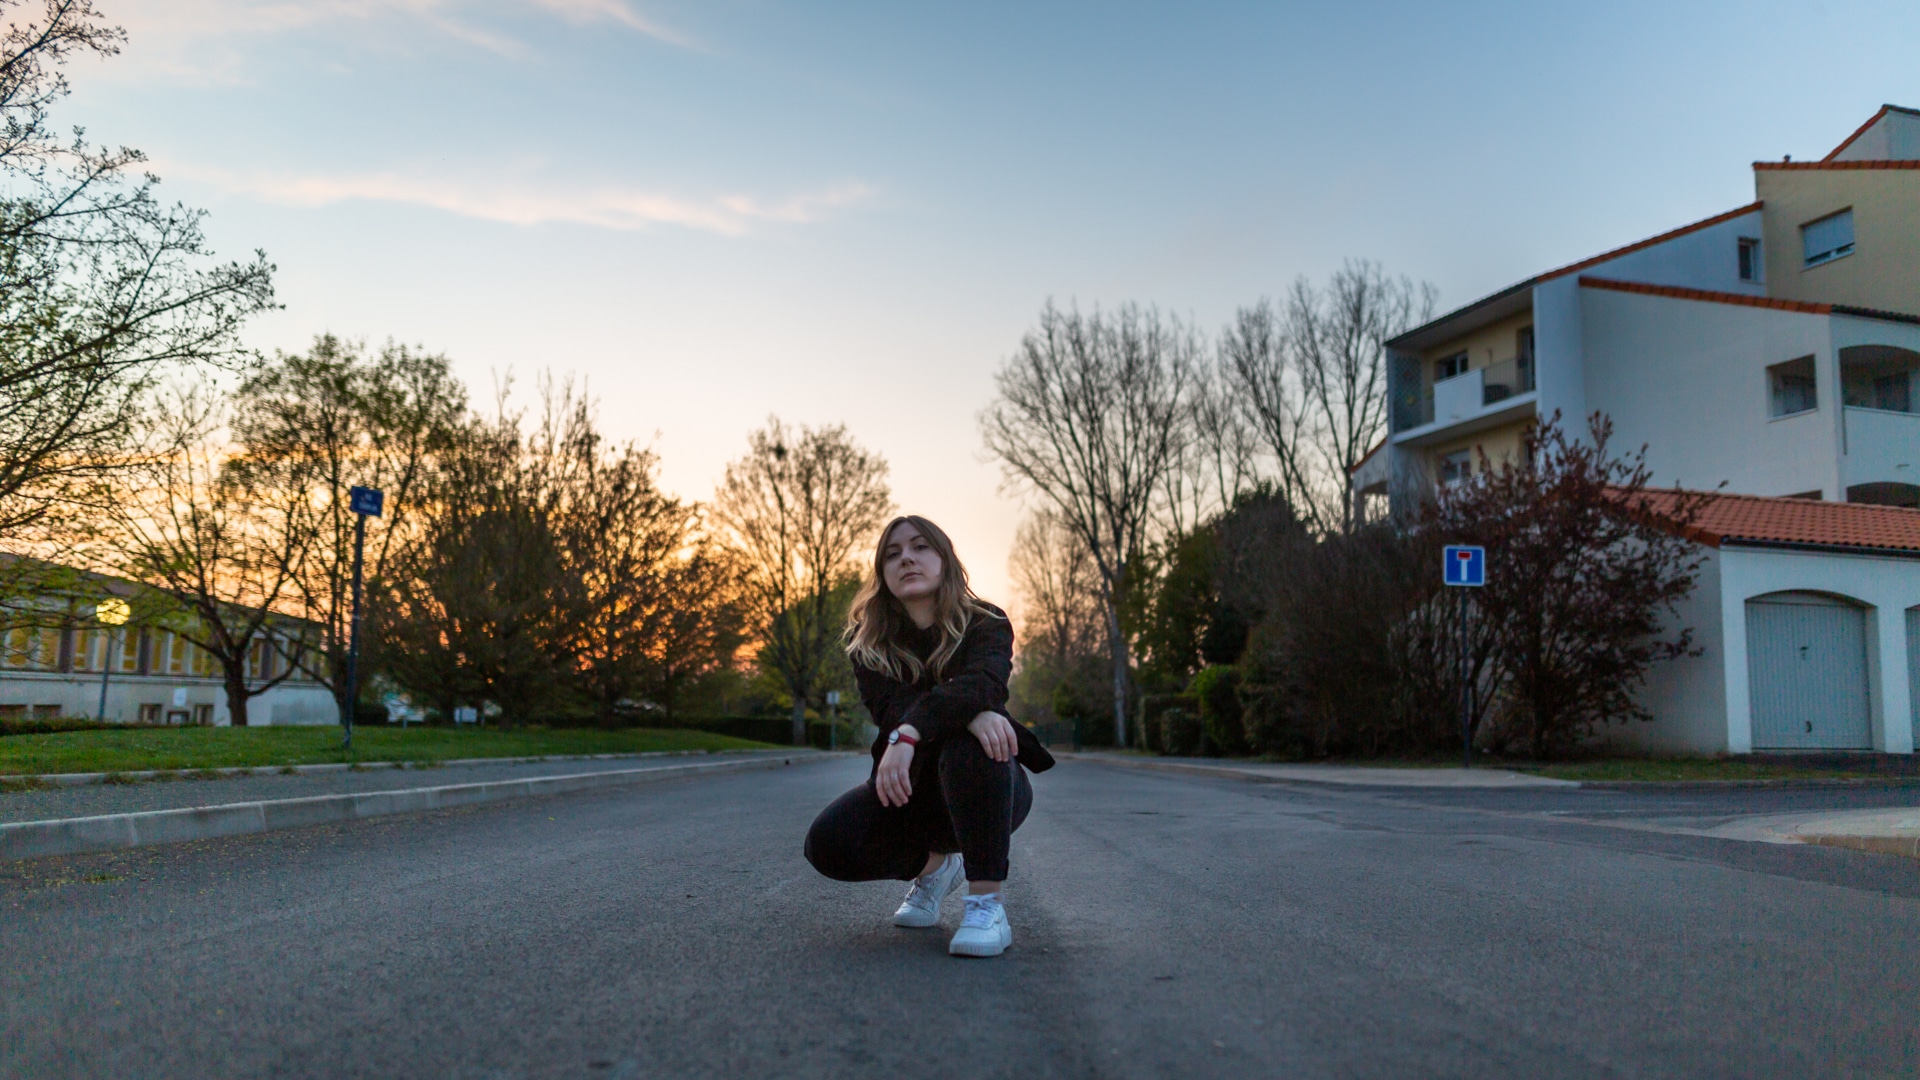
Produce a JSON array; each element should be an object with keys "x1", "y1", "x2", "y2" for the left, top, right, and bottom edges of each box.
[
  {"x1": 343, "y1": 486, "x2": 385, "y2": 752},
  {"x1": 1442, "y1": 545, "x2": 1486, "y2": 770},
  {"x1": 1459, "y1": 590, "x2": 1470, "y2": 769}
]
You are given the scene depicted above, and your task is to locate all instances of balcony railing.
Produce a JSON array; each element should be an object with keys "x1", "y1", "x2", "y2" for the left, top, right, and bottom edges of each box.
[
  {"x1": 1390, "y1": 354, "x2": 1536, "y2": 434},
  {"x1": 1480, "y1": 355, "x2": 1535, "y2": 405}
]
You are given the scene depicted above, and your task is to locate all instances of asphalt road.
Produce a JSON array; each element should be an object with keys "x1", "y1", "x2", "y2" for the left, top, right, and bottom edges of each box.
[{"x1": 4, "y1": 757, "x2": 1918, "y2": 1079}]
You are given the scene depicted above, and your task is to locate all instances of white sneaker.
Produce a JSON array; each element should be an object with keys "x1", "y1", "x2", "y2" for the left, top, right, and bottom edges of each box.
[
  {"x1": 948, "y1": 893, "x2": 1012, "y2": 957},
  {"x1": 892, "y1": 853, "x2": 965, "y2": 928}
]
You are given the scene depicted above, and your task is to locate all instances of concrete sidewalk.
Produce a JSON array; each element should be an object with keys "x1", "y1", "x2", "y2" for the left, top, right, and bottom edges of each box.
[
  {"x1": 0, "y1": 750, "x2": 839, "y2": 862},
  {"x1": 1064, "y1": 751, "x2": 1579, "y2": 789}
]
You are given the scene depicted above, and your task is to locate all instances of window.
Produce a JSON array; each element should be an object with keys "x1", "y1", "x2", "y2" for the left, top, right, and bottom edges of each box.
[
  {"x1": 1802, "y1": 209, "x2": 1854, "y2": 267},
  {"x1": 1516, "y1": 326, "x2": 1536, "y2": 391},
  {"x1": 1435, "y1": 352, "x2": 1468, "y2": 381},
  {"x1": 1438, "y1": 449, "x2": 1472, "y2": 485},
  {"x1": 138, "y1": 703, "x2": 162, "y2": 724},
  {"x1": 1768, "y1": 356, "x2": 1818, "y2": 417},
  {"x1": 1737, "y1": 237, "x2": 1763, "y2": 282}
]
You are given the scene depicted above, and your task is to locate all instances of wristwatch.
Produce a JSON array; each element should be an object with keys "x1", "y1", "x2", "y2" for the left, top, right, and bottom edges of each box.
[{"x1": 887, "y1": 729, "x2": 919, "y2": 748}]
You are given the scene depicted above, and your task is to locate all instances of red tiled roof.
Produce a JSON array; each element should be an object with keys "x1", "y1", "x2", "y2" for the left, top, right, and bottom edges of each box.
[
  {"x1": 1578, "y1": 276, "x2": 1920, "y2": 325},
  {"x1": 1754, "y1": 160, "x2": 1920, "y2": 171},
  {"x1": 1625, "y1": 489, "x2": 1920, "y2": 555},
  {"x1": 1578, "y1": 277, "x2": 1832, "y2": 315},
  {"x1": 1820, "y1": 104, "x2": 1920, "y2": 162}
]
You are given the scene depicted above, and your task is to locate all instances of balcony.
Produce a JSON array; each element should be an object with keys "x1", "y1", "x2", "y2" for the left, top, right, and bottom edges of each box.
[{"x1": 1392, "y1": 355, "x2": 1536, "y2": 441}]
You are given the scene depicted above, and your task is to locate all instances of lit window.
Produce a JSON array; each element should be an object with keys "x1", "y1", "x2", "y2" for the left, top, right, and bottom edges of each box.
[
  {"x1": 1802, "y1": 210, "x2": 1854, "y2": 267},
  {"x1": 1768, "y1": 356, "x2": 1818, "y2": 417},
  {"x1": 1737, "y1": 237, "x2": 1762, "y2": 282}
]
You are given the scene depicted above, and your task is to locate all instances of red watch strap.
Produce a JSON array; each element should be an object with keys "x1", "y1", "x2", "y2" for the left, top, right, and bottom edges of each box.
[{"x1": 893, "y1": 730, "x2": 919, "y2": 747}]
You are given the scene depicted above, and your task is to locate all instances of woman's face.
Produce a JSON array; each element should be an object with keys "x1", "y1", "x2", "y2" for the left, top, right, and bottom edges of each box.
[{"x1": 881, "y1": 522, "x2": 943, "y2": 602}]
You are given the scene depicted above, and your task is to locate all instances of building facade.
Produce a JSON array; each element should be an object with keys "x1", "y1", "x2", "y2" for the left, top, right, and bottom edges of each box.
[
  {"x1": 0, "y1": 573, "x2": 336, "y2": 727},
  {"x1": 1352, "y1": 106, "x2": 1920, "y2": 755}
]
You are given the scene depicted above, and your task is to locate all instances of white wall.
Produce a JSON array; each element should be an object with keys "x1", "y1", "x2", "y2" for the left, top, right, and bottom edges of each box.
[
  {"x1": 0, "y1": 672, "x2": 338, "y2": 726},
  {"x1": 1717, "y1": 546, "x2": 1920, "y2": 754},
  {"x1": 1580, "y1": 288, "x2": 1840, "y2": 497},
  {"x1": 1630, "y1": 547, "x2": 1731, "y2": 753},
  {"x1": 1574, "y1": 209, "x2": 1768, "y2": 296}
]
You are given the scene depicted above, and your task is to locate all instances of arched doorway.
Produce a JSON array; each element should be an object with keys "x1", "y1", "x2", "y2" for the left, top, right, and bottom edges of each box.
[{"x1": 1747, "y1": 591, "x2": 1873, "y2": 750}]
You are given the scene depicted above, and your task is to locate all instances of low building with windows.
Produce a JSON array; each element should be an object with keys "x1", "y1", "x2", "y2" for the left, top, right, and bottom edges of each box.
[
  {"x1": 1350, "y1": 106, "x2": 1920, "y2": 755},
  {"x1": 0, "y1": 566, "x2": 337, "y2": 727}
]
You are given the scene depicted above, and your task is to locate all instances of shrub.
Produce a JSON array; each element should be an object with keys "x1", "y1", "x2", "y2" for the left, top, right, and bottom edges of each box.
[
  {"x1": 1428, "y1": 413, "x2": 1706, "y2": 758},
  {"x1": 1155, "y1": 707, "x2": 1203, "y2": 757},
  {"x1": 1189, "y1": 665, "x2": 1245, "y2": 756}
]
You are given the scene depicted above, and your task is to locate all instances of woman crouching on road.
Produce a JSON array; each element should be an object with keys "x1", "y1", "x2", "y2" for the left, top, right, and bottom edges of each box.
[{"x1": 804, "y1": 514, "x2": 1053, "y2": 957}]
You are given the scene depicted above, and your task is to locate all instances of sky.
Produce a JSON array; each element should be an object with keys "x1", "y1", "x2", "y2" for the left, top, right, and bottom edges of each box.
[{"x1": 63, "y1": 0, "x2": 1920, "y2": 608}]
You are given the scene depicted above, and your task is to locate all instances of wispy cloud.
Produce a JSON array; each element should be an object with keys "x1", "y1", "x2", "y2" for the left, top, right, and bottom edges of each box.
[
  {"x1": 167, "y1": 162, "x2": 873, "y2": 235},
  {"x1": 109, "y1": 0, "x2": 694, "y2": 81}
]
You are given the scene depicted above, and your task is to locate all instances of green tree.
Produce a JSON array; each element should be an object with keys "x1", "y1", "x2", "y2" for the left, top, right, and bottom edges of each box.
[{"x1": 0, "y1": 1, "x2": 274, "y2": 557}]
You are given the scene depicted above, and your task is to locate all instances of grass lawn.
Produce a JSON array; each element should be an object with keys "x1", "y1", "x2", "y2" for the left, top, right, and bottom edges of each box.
[{"x1": 0, "y1": 725, "x2": 779, "y2": 777}]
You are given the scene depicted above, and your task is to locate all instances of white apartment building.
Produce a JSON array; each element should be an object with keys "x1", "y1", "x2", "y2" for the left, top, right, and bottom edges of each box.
[{"x1": 1352, "y1": 106, "x2": 1920, "y2": 755}]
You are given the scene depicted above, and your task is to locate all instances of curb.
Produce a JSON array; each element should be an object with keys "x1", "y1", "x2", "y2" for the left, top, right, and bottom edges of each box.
[
  {"x1": 1057, "y1": 752, "x2": 1920, "y2": 793},
  {"x1": 1573, "y1": 777, "x2": 1920, "y2": 791},
  {"x1": 0, "y1": 752, "x2": 839, "y2": 863},
  {"x1": 0, "y1": 747, "x2": 800, "y2": 789},
  {"x1": 1057, "y1": 752, "x2": 1578, "y2": 791}
]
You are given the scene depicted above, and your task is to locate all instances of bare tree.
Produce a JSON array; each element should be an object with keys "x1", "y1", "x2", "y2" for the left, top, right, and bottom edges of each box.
[
  {"x1": 981, "y1": 301, "x2": 1196, "y2": 746},
  {"x1": 1288, "y1": 260, "x2": 1435, "y2": 531},
  {"x1": 711, "y1": 417, "x2": 891, "y2": 746},
  {"x1": 1008, "y1": 510, "x2": 1106, "y2": 676},
  {"x1": 1224, "y1": 262, "x2": 1434, "y2": 533},
  {"x1": 0, "y1": 1, "x2": 275, "y2": 549},
  {"x1": 107, "y1": 386, "x2": 314, "y2": 726},
  {"x1": 1161, "y1": 350, "x2": 1261, "y2": 537}
]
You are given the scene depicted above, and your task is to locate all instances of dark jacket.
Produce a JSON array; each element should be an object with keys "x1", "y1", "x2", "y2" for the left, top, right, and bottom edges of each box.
[{"x1": 853, "y1": 602, "x2": 1055, "y2": 774}]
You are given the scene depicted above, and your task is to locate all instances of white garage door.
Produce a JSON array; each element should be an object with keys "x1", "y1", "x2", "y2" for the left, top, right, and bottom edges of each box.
[
  {"x1": 1909, "y1": 607, "x2": 1919, "y2": 735},
  {"x1": 1747, "y1": 593, "x2": 1873, "y2": 750}
]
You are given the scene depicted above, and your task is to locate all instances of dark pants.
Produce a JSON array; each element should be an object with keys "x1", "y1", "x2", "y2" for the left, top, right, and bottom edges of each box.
[{"x1": 805, "y1": 735, "x2": 1034, "y2": 884}]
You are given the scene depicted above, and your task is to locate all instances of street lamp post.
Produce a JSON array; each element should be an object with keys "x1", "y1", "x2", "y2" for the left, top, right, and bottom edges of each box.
[
  {"x1": 94, "y1": 598, "x2": 131, "y2": 722},
  {"x1": 343, "y1": 485, "x2": 384, "y2": 751}
]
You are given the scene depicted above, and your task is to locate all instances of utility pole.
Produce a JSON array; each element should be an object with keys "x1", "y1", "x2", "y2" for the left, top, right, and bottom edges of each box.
[{"x1": 343, "y1": 486, "x2": 384, "y2": 751}]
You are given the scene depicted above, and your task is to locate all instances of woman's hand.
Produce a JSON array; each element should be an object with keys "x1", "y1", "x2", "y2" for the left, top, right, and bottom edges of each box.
[
  {"x1": 875, "y1": 738, "x2": 915, "y2": 807},
  {"x1": 969, "y1": 711, "x2": 1018, "y2": 763}
]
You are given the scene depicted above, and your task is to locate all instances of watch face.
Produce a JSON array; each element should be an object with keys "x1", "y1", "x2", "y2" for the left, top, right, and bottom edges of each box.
[{"x1": 887, "y1": 729, "x2": 899, "y2": 744}]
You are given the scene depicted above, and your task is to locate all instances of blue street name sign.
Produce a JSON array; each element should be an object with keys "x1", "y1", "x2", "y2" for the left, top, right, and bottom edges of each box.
[
  {"x1": 1443, "y1": 545, "x2": 1486, "y2": 587},
  {"x1": 349, "y1": 486, "x2": 385, "y2": 517}
]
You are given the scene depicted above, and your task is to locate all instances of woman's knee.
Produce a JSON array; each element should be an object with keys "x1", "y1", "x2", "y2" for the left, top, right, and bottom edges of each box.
[{"x1": 804, "y1": 784, "x2": 889, "y2": 882}]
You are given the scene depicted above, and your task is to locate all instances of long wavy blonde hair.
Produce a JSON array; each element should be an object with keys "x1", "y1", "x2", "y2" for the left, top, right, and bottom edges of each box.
[{"x1": 845, "y1": 515, "x2": 996, "y2": 682}]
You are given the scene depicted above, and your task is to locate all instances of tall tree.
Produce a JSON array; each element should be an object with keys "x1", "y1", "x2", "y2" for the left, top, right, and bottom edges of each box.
[
  {"x1": 981, "y1": 301, "x2": 1196, "y2": 746},
  {"x1": 712, "y1": 417, "x2": 891, "y2": 746},
  {"x1": 373, "y1": 411, "x2": 566, "y2": 727},
  {"x1": 108, "y1": 386, "x2": 313, "y2": 726},
  {"x1": 0, "y1": 1, "x2": 274, "y2": 550},
  {"x1": 1224, "y1": 262, "x2": 1434, "y2": 533},
  {"x1": 233, "y1": 336, "x2": 466, "y2": 723}
]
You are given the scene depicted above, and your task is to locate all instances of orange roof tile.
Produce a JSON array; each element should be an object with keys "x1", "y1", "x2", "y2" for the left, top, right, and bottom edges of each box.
[
  {"x1": 1577, "y1": 276, "x2": 1920, "y2": 325},
  {"x1": 1754, "y1": 160, "x2": 1920, "y2": 170},
  {"x1": 1625, "y1": 489, "x2": 1920, "y2": 555}
]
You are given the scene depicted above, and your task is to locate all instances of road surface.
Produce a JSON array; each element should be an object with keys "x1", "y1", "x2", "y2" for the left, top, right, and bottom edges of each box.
[{"x1": 3, "y1": 756, "x2": 1916, "y2": 1078}]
